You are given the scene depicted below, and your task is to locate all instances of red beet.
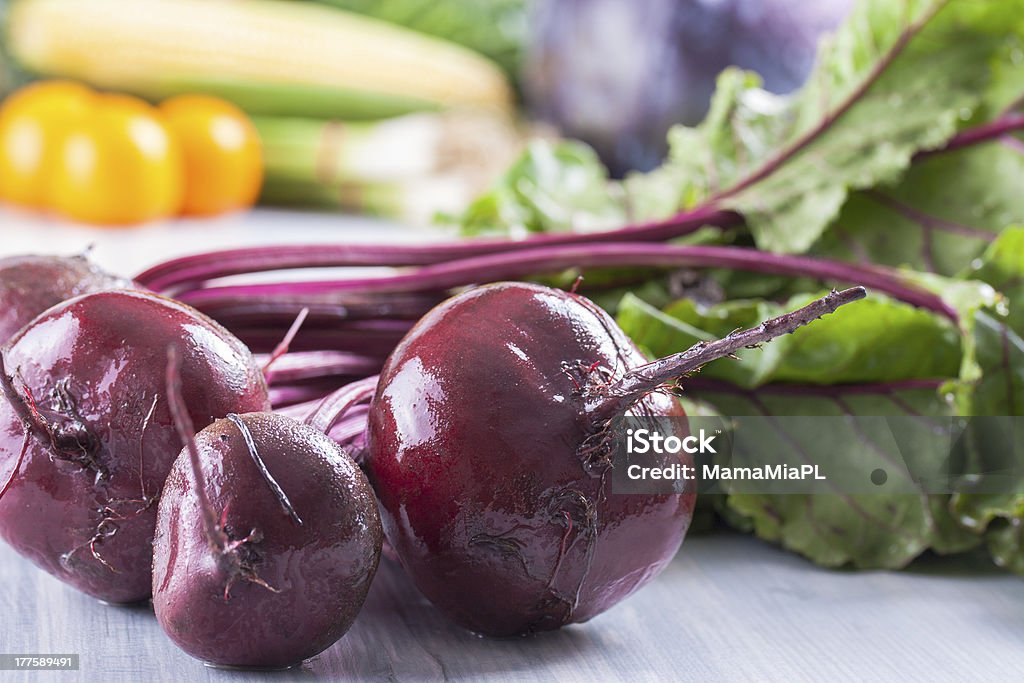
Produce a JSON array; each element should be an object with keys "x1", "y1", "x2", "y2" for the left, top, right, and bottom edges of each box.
[
  {"x1": 153, "y1": 387, "x2": 381, "y2": 668},
  {"x1": 0, "y1": 291, "x2": 269, "y2": 603},
  {"x1": 0, "y1": 254, "x2": 135, "y2": 343},
  {"x1": 365, "y1": 282, "x2": 865, "y2": 635},
  {"x1": 364, "y1": 282, "x2": 690, "y2": 636}
]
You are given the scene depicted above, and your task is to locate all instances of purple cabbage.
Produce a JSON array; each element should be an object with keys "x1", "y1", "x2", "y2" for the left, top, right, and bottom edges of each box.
[{"x1": 524, "y1": 0, "x2": 852, "y2": 174}]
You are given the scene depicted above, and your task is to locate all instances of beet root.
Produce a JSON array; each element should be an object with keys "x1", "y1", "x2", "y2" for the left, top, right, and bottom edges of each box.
[
  {"x1": 365, "y1": 282, "x2": 695, "y2": 636},
  {"x1": 0, "y1": 291, "x2": 269, "y2": 603},
  {"x1": 153, "y1": 412, "x2": 382, "y2": 669},
  {"x1": 366, "y1": 282, "x2": 866, "y2": 636},
  {"x1": 0, "y1": 254, "x2": 136, "y2": 344}
]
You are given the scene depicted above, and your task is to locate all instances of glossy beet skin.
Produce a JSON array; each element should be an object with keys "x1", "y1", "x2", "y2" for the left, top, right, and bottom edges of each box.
[
  {"x1": 153, "y1": 413, "x2": 382, "y2": 669},
  {"x1": 0, "y1": 291, "x2": 269, "y2": 603},
  {"x1": 0, "y1": 255, "x2": 136, "y2": 343},
  {"x1": 365, "y1": 282, "x2": 695, "y2": 636}
]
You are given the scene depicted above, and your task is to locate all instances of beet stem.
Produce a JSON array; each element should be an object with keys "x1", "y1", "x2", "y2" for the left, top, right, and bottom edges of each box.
[
  {"x1": 165, "y1": 347, "x2": 228, "y2": 551},
  {"x1": 914, "y1": 112, "x2": 1024, "y2": 161},
  {"x1": 225, "y1": 413, "x2": 303, "y2": 526},
  {"x1": 133, "y1": 110, "x2": 1019, "y2": 297},
  {"x1": 269, "y1": 383, "x2": 338, "y2": 410},
  {"x1": 258, "y1": 351, "x2": 382, "y2": 386},
  {"x1": 590, "y1": 287, "x2": 868, "y2": 422},
  {"x1": 174, "y1": 245, "x2": 951, "y2": 320},
  {"x1": 135, "y1": 205, "x2": 739, "y2": 292},
  {"x1": 262, "y1": 307, "x2": 310, "y2": 378},
  {"x1": 304, "y1": 375, "x2": 379, "y2": 434},
  {"x1": 710, "y1": 2, "x2": 937, "y2": 204}
]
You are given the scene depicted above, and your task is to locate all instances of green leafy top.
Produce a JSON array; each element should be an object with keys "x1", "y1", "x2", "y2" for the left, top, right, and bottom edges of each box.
[
  {"x1": 458, "y1": 0, "x2": 1024, "y2": 257},
  {"x1": 610, "y1": 263, "x2": 1021, "y2": 569},
  {"x1": 613, "y1": 283, "x2": 984, "y2": 568},
  {"x1": 617, "y1": 292, "x2": 962, "y2": 389},
  {"x1": 445, "y1": 0, "x2": 1024, "y2": 573},
  {"x1": 458, "y1": 141, "x2": 627, "y2": 237},
  {"x1": 970, "y1": 226, "x2": 1024, "y2": 333},
  {"x1": 634, "y1": 0, "x2": 1024, "y2": 252}
]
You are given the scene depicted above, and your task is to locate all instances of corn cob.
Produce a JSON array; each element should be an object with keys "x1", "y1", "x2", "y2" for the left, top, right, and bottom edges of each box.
[{"x1": 7, "y1": 0, "x2": 514, "y2": 119}]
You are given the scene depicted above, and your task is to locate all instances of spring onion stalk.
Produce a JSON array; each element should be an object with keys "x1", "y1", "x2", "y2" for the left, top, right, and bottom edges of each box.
[
  {"x1": 260, "y1": 174, "x2": 486, "y2": 227},
  {"x1": 256, "y1": 112, "x2": 523, "y2": 224}
]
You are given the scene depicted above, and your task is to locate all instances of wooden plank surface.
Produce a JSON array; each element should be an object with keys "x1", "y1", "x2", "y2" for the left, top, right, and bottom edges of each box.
[{"x1": 2, "y1": 534, "x2": 1023, "y2": 682}]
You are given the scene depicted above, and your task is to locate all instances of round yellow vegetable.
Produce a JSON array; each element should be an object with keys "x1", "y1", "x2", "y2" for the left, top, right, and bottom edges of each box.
[
  {"x1": 48, "y1": 94, "x2": 185, "y2": 226},
  {"x1": 160, "y1": 94, "x2": 263, "y2": 217},
  {"x1": 0, "y1": 80, "x2": 95, "y2": 208}
]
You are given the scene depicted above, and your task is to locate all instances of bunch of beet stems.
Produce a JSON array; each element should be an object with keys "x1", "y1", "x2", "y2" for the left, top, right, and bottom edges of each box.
[
  {"x1": 136, "y1": 114, "x2": 1024, "y2": 449},
  {"x1": 143, "y1": 239, "x2": 956, "y2": 460}
]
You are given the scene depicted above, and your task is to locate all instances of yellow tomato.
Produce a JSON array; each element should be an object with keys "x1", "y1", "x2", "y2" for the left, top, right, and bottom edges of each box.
[
  {"x1": 0, "y1": 80, "x2": 96, "y2": 208},
  {"x1": 49, "y1": 94, "x2": 185, "y2": 226},
  {"x1": 160, "y1": 95, "x2": 263, "y2": 217}
]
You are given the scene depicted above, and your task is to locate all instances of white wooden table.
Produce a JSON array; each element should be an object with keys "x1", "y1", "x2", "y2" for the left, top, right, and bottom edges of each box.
[
  {"x1": 3, "y1": 534, "x2": 1022, "y2": 683},
  {"x1": 1, "y1": 209, "x2": 1023, "y2": 682}
]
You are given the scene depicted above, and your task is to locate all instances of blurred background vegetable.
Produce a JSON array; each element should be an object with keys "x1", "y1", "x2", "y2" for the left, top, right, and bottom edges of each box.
[
  {"x1": 0, "y1": 0, "x2": 867, "y2": 225},
  {"x1": 48, "y1": 93, "x2": 184, "y2": 226},
  {"x1": 0, "y1": 80, "x2": 271, "y2": 225},
  {"x1": 307, "y1": 0, "x2": 531, "y2": 79},
  {"x1": 7, "y1": 0, "x2": 514, "y2": 120},
  {"x1": 0, "y1": 0, "x2": 15, "y2": 96},
  {"x1": 257, "y1": 112, "x2": 524, "y2": 225},
  {"x1": 0, "y1": 79, "x2": 93, "y2": 207},
  {"x1": 160, "y1": 95, "x2": 263, "y2": 218},
  {"x1": 1, "y1": 0, "x2": 524, "y2": 226},
  {"x1": 523, "y1": 0, "x2": 852, "y2": 174}
]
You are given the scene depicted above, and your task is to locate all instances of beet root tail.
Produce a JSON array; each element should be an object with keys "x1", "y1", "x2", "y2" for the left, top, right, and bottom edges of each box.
[{"x1": 587, "y1": 287, "x2": 868, "y2": 423}]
